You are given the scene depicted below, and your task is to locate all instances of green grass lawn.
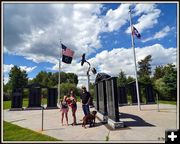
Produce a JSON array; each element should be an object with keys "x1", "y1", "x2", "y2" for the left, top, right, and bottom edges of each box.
[
  {"x1": 3, "y1": 97, "x2": 176, "y2": 110},
  {"x1": 3, "y1": 98, "x2": 47, "y2": 110},
  {"x1": 3, "y1": 96, "x2": 81, "y2": 110},
  {"x1": 159, "y1": 100, "x2": 177, "y2": 105},
  {"x1": 3, "y1": 121, "x2": 59, "y2": 141}
]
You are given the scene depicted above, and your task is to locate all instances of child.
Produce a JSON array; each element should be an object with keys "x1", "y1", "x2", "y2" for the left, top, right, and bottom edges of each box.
[{"x1": 60, "y1": 96, "x2": 69, "y2": 126}]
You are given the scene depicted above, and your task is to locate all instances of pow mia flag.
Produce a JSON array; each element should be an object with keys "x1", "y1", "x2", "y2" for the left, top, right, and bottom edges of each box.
[{"x1": 61, "y1": 43, "x2": 74, "y2": 64}]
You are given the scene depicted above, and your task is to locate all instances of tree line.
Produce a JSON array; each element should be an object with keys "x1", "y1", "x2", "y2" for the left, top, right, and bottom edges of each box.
[
  {"x1": 3, "y1": 54, "x2": 177, "y2": 101},
  {"x1": 3, "y1": 66, "x2": 79, "y2": 100},
  {"x1": 117, "y1": 55, "x2": 177, "y2": 101}
]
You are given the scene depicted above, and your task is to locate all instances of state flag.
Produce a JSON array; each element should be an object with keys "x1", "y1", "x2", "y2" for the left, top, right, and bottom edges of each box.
[{"x1": 132, "y1": 26, "x2": 141, "y2": 39}]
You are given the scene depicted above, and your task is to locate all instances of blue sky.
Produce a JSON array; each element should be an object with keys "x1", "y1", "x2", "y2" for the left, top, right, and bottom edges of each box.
[{"x1": 3, "y1": 2, "x2": 178, "y2": 87}]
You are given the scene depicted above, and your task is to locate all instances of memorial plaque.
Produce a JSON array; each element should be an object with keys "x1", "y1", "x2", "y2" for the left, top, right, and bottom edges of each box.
[
  {"x1": 129, "y1": 82, "x2": 142, "y2": 104},
  {"x1": 117, "y1": 86, "x2": 127, "y2": 105},
  {"x1": 145, "y1": 84, "x2": 155, "y2": 103},
  {"x1": 94, "y1": 84, "x2": 99, "y2": 111},
  {"x1": 11, "y1": 88, "x2": 23, "y2": 109},
  {"x1": 28, "y1": 88, "x2": 41, "y2": 107},
  {"x1": 97, "y1": 80, "x2": 107, "y2": 115},
  {"x1": 106, "y1": 77, "x2": 119, "y2": 122},
  {"x1": 47, "y1": 88, "x2": 58, "y2": 108}
]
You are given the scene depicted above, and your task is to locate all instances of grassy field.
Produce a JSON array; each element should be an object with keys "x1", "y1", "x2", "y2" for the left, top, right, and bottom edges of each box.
[
  {"x1": 158, "y1": 100, "x2": 177, "y2": 105},
  {"x1": 3, "y1": 97, "x2": 176, "y2": 110},
  {"x1": 3, "y1": 98, "x2": 47, "y2": 110},
  {"x1": 3, "y1": 97, "x2": 81, "y2": 110},
  {"x1": 3, "y1": 121, "x2": 59, "y2": 141}
]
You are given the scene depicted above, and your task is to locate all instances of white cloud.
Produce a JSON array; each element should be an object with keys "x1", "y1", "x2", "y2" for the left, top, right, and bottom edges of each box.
[
  {"x1": 3, "y1": 64, "x2": 14, "y2": 73},
  {"x1": 3, "y1": 64, "x2": 37, "y2": 73},
  {"x1": 103, "y1": 3, "x2": 131, "y2": 32},
  {"x1": 3, "y1": 3, "x2": 176, "y2": 87},
  {"x1": 4, "y1": 3, "x2": 163, "y2": 64},
  {"x1": 4, "y1": 3, "x2": 103, "y2": 63},
  {"x1": 19, "y1": 66, "x2": 37, "y2": 73},
  {"x1": 154, "y1": 26, "x2": 171, "y2": 39},
  {"x1": 49, "y1": 43, "x2": 176, "y2": 87},
  {"x1": 142, "y1": 26, "x2": 171, "y2": 42},
  {"x1": 3, "y1": 77, "x2": 9, "y2": 84},
  {"x1": 126, "y1": 4, "x2": 161, "y2": 34}
]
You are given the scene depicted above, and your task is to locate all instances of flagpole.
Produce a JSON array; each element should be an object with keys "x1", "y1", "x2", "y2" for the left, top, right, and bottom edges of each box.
[
  {"x1": 58, "y1": 40, "x2": 62, "y2": 106},
  {"x1": 129, "y1": 6, "x2": 141, "y2": 111}
]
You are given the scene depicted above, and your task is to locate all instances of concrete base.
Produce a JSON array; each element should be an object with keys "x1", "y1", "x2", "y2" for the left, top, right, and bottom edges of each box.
[
  {"x1": 96, "y1": 111, "x2": 108, "y2": 124},
  {"x1": 9, "y1": 108, "x2": 23, "y2": 111},
  {"x1": 46, "y1": 106, "x2": 59, "y2": 109},
  {"x1": 96, "y1": 111, "x2": 124, "y2": 129},
  {"x1": 119, "y1": 103, "x2": 129, "y2": 106},
  {"x1": 25, "y1": 107, "x2": 43, "y2": 110},
  {"x1": 107, "y1": 117, "x2": 124, "y2": 129}
]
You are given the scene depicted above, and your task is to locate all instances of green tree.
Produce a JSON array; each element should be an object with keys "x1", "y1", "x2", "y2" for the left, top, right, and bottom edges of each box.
[
  {"x1": 60, "y1": 83, "x2": 77, "y2": 98},
  {"x1": 153, "y1": 65, "x2": 165, "y2": 80},
  {"x1": 89, "y1": 82, "x2": 95, "y2": 89},
  {"x1": 60, "y1": 72, "x2": 67, "y2": 84},
  {"x1": 126, "y1": 76, "x2": 135, "y2": 83},
  {"x1": 163, "y1": 64, "x2": 177, "y2": 100},
  {"x1": 138, "y1": 55, "x2": 152, "y2": 85},
  {"x1": 66, "y1": 73, "x2": 78, "y2": 85},
  {"x1": 117, "y1": 70, "x2": 127, "y2": 87},
  {"x1": 153, "y1": 64, "x2": 177, "y2": 100},
  {"x1": 9, "y1": 65, "x2": 28, "y2": 89},
  {"x1": 32, "y1": 71, "x2": 78, "y2": 87}
]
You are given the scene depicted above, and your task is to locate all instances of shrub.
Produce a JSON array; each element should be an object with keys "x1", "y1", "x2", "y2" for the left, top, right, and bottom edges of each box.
[{"x1": 3, "y1": 92, "x2": 11, "y2": 101}]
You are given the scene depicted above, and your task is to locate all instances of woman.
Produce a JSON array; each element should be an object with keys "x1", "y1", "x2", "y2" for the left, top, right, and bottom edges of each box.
[
  {"x1": 69, "y1": 90, "x2": 77, "y2": 126},
  {"x1": 60, "y1": 95, "x2": 69, "y2": 126}
]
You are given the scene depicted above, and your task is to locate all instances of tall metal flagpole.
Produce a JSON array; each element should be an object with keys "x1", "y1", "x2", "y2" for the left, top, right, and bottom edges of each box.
[
  {"x1": 129, "y1": 7, "x2": 141, "y2": 111},
  {"x1": 58, "y1": 40, "x2": 62, "y2": 106}
]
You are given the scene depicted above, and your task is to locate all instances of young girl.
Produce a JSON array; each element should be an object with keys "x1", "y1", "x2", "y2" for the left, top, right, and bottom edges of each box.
[
  {"x1": 69, "y1": 90, "x2": 77, "y2": 126},
  {"x1": 60, "y1": 96, "x2": 69, "y2": 126}
]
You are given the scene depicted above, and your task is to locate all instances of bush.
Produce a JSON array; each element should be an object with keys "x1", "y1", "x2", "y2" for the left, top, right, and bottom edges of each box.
[
  {"x1": 23, "y1": 89, "x2": 29, "y2": 98},
  {"x1": 3, "y1": 92, "x2": 11, "y2": 101}
]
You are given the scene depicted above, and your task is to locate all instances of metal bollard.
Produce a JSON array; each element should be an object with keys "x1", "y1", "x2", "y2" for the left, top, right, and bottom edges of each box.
[{"x1": 156, "y1": 93, "x2": 160, "y2": 112}]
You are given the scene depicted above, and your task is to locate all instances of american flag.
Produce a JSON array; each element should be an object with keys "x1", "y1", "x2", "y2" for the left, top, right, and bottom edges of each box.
[{"x1": 61, "y1": 44, "x2": 74, "y2": 57}]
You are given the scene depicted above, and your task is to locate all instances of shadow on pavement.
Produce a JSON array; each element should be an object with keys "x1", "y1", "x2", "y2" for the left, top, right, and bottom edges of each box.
[
  {"x1": 120, "y1": 112, "x2": 155, "y2": 127},
  {"x1": 73, "y1": 121, "x2": 104, "y2": 128}
]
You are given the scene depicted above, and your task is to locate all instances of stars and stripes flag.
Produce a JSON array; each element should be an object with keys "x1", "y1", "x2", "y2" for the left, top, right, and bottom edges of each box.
[
  {"x1": 61, "y1": 43, "x2": 74, "y2": 64},
  {"x1": 132, "y1": 26, "x2": 141, "y2": 39}
]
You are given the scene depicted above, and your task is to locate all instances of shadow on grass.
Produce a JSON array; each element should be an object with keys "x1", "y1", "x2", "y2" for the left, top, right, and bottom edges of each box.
[{"x1": 120, "y1": 112, "x2": 155, "y2": 127}]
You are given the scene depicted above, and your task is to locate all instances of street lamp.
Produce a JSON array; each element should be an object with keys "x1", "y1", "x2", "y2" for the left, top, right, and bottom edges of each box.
[{"x1": 81, "y1": 53, "x2": 96, "y2": 92}]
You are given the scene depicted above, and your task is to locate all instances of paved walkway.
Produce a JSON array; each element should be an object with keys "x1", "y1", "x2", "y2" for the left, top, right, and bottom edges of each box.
[{"x1": 3, "y1": 103, "x2": 177, "y2": 143}]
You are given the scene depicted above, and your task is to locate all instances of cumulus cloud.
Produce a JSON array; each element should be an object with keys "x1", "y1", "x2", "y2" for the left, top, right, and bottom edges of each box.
[
  {"x1": 142, "y1": 26, "x2": 171, "y2": 42},
  {"x1": 3, "y1": 64, "x2": 14, "y2": 73},
  {"x1": 4, "y1": 3, "x2": 103, "y2": 64},
  {"x1": 50, "y1": 44, "x2": 176, "y2": 87},
  {"x1": 3, "y1": 64, "x2": 37, "y2": 73},
  {"x1": 4, "y1": 3, "x2": 163, "y2": 64},
  {"x1": 19, "y1": 66, "x2": 37, "y2": 73},
  {"x1": 3, "y1": 3, "x2": 176, "y2": 87},
  {"x1": 126, "y1": 4, "x2": 161, "y2": 34},
  {"x1": 103, "y1": 3, "x2": 131, "y2": 32},
  {"x1": 3, "y1": 77, "x2": 9, "y2": 84}
]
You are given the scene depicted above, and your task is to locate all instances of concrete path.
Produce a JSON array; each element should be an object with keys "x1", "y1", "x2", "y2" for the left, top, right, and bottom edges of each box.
[{"x1": 3, "y1": 103, "x2": 177, "y2": 143}]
